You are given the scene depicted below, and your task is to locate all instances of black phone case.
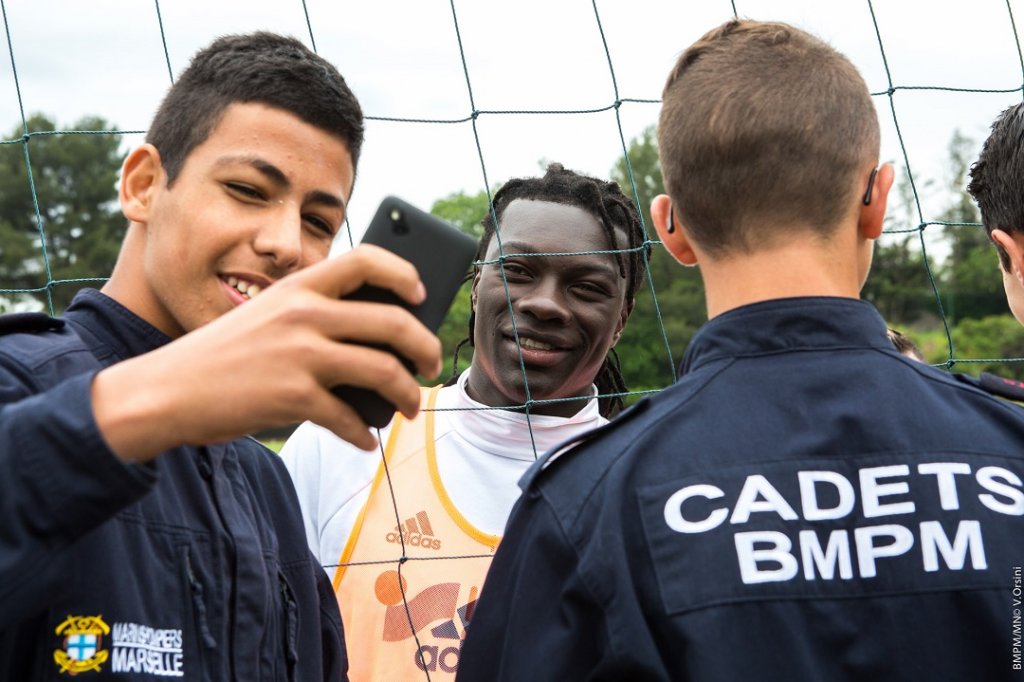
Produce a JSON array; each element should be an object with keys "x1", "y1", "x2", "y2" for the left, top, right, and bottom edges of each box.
[{"x1": 332, "y1": 196, "x2": 477, "y2": 428}]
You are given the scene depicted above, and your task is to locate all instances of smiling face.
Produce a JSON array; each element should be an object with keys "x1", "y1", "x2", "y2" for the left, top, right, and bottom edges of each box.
[
  {"x1": 116, "y1": 102, "x2": 355, "y2": 338},
  {"x1": 466, "y1": 199, "x2": 631, "y2": 417}
]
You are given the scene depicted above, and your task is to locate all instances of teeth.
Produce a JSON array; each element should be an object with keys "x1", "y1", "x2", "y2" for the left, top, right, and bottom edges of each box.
[
  {"x1": 519, "y1": 337, "x2": 556, "y2": 351},
  {"x1": 225, "y1": 276, "x2": 262, "y2": 300}
]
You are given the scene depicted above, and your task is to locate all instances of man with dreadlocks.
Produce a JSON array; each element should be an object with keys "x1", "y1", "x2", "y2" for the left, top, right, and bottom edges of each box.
[{"x1": 280, "y1": 163, "x2": 645, "y2": 681}]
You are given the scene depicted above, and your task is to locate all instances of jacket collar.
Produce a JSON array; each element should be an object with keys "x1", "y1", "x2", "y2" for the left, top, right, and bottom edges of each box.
[
  {"x1": 63, "y1": 288, "x2": 172, "y2": 363},
  {"x1": 680, "y1": 297, "x2": 892, "y2": 376}
]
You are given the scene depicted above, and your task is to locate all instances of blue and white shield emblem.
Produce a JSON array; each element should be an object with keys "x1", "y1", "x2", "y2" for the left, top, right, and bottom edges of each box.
[
  {"x1": 53, "y1": 614, "x2": 110, "y2": 675},
  {"x1": 66, "y1": 633, "x2": 98, "y2": 661}
]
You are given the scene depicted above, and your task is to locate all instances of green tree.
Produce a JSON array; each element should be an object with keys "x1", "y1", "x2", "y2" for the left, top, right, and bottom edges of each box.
[
  {"x1": 949, "y1": 315, "x2": 1024, "y2": 380},
  {"x1": 430, "y1": 189, "x2": 493, "y2": 383},
  {"x1": 862, "y1": 234, "x2": 939, "y2": 324},
  {"x1": 885, "y1": 131, "x2": 1022, "y2": 376},
  {"x1": 938, "y1": 130, "x2": 1004, "y2": 323},
  {"x1": 0, "y1": 114, "x2": 126, "y2": 312},
  {"x1": 430, "y1": 188, "x2": 494, "y2": 240},
  {"x1": 611, "y1": 125, "x2": 705, "y2": 392},
  {"x1": 862, "y1": 166, "x2": 940, "y2": 325}
]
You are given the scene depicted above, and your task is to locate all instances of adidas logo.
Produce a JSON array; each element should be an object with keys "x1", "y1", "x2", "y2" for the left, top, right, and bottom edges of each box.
[
  {"x1": 385, "y1": 510, "x2": 442, "y2": 550},
  {"x1": 374, "y1": 569, "x2": 478, "y2": 673}
]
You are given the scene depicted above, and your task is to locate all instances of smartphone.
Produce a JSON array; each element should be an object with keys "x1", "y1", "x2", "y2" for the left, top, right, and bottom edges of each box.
[{"x1": 332, "y1": 196, "x2": 477, "y2": 428}]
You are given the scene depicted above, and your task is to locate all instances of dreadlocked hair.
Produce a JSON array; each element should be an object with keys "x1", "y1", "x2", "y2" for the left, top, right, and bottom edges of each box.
[{"x1": 448, "y1": 162, "x2": 647, "y2": 418}]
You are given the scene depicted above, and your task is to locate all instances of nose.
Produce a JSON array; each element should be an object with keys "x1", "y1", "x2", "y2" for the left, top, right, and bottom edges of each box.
[
  {"x1": 514, "y1": 275, "x2": 571, "y2": 325},
  {"x1": 253, "y1": 206, "x2": 302, "y2": 271}
]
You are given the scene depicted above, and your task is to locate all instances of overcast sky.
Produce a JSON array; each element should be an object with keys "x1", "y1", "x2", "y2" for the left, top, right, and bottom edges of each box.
[{"x1": 3, "y1": 0, "x2": 1022, "y2": 251}]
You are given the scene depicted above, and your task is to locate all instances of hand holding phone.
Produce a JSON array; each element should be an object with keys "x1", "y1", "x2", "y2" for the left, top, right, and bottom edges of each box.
[{"x1": 332, "y1": 196, "x2": 477, "y2": 428}]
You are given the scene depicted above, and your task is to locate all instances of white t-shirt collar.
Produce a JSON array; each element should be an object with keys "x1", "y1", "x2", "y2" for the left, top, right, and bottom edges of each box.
[{"x1": 434, "y1": 369, "x2": 607, "y2": 462}]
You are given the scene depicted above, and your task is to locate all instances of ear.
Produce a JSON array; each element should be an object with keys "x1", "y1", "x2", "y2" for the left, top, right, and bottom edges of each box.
[
  {"x1": 470, "y1": 268, "x2": 481, "y2": 310},
  {"x1": 611, "y1": 297, "x2": 635, "y2": 346},
  {"x1": 119, "y1": 144, "x2": 164, "y2": 224},
  {"x1": 992, "y1": 229, "x2": 1024, "y2": 283},
  {"x1": 651, "y1": 193, "x2": 699, "y2": 266},
  {"x1": 857, "y1": 163, "x2": 894, "y2": 241}
]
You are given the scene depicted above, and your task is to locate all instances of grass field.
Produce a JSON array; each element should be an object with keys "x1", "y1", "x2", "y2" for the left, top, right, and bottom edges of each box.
[{"x1": 261, "y1": 439, "x2": 285, "y2": 454}]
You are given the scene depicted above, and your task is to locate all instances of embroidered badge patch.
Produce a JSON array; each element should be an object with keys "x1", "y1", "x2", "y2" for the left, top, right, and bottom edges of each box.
[{"x1": 53, "y1": 614, "x2": 110, "y2": 675}]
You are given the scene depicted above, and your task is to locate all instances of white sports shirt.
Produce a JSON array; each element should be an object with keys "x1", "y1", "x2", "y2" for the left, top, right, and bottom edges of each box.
[{"x1": 279, "y1": 370, "x2": 608, "y2": 572}]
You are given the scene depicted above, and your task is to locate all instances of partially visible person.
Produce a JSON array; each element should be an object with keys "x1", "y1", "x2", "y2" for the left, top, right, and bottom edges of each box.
[
  {"x1": 955, "y1": 118, "x2": 1024, "y2": 402},
  {"x1": 458, "y1": 20, "x2": 1024, "y2": 682},
  {"x1": 0, "y1": 33, "x2": 442, "y2": 681},
  {"x1": 281, "y1": 163, "x2": 645, "y2": 680},
  {"x1": 887, "y1": 327, "x2": 925, "y2": 361},
  {"x1": 969, "y1": 101, "x2": 1024, "y2": 325},
  {"x1": 890, "y1": 323, "x2": 1024, "y2": 402}
]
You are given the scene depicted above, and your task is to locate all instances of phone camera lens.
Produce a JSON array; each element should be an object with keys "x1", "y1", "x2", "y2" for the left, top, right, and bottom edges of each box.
[{"x1": 391, "y1": 208, "x2": 410, "y2": 234}]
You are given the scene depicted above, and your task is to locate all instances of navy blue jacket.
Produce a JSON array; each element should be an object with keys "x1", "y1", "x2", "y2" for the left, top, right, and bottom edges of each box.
[
  {"x1": 459, "y1": 297, "x2": 1024, "y2": 682},
  {"x1": 0, "y1": 289, "x2": 347, "y2": 681}
]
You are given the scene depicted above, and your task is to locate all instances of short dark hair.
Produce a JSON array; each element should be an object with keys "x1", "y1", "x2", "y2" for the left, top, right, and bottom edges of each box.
[
  {"x1": 147, "y1": 32, "x2": 364, "y2": 186},
  {"x1": 452, "y1": 163, "x2": 647, "y2": 418},
  {"x1": 658, "y1": 20, "x2": 879, "y2": 255},
  {"x1": 967, "y1": 102, "x2": 1024, "y2": 270},
  {"x1": 887, "y1": 328, "x2": 924, "y2": 362}
]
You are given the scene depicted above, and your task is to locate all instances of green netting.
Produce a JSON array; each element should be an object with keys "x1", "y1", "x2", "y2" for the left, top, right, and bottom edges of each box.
[
  {"x1": 3, "y1": 2, "x2": 1024, "y2": 676},
  {"x1": 2, "y1": 1, "x2": 1019, "y2": 380},
  {"x1": 4, "y1": 2, "x2": 1020, "y2": 374}
]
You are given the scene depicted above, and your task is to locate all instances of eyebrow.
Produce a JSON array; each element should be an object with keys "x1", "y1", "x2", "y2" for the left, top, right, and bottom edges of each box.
[
  {"x1": 306, "y1": 189, "x2": 346, "y2": 211},
  {"x1": 496, "y1": 241, "x2": 539, "y2": 255},
  {"x1": 214, "y1": 155, "x2": 347, "y2": 212}
]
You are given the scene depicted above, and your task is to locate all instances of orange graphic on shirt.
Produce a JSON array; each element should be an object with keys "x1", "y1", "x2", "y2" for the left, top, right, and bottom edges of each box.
[{"x1": 374, "y1": 570, "x2": 477, "y2": 642}]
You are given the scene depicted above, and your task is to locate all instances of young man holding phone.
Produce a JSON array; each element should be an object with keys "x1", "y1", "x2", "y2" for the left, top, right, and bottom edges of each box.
[
  {"x1": 0, "y1": 32, "x2": 441, "y2": 680},
  {"x1": 281, "y1": 163, "x2": 646, "y2": 681}
]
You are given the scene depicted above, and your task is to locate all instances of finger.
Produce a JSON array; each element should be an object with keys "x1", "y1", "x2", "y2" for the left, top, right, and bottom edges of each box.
[
  {"x1": 314, "y1": 340, "x2": 426, "y2": 419},
  {"x1": 293, "y1": 244, "x2": 426, "y2": 306},
  {"x1": 303, "y1": 389, "x2": 379, "y2": 451},
  {"x1": 316, "y1": 299, "x2": 443, "y2": 378}
]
